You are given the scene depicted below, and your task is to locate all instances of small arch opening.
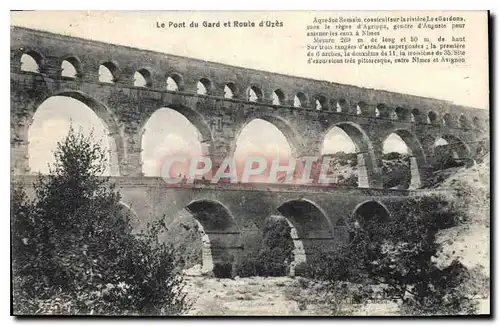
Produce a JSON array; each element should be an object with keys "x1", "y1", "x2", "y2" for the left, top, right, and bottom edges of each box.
[
  {"x1": 20, "y1": 51, "x2": 42, "y2": 73},
  {"x1": 351, "y1": 201, "x2": 390, "y2": 242},
  {"x1": 427, "y1": 111, "x2": 438, "y2": 124},
  {"x1": 337, "y1": 99, "x2": 349, "y2": 113},
  {"x1": 315, "y1": 95, "x2": 327, "y2": 110},
  {"x1": 197, "y1": 78, "x2": 212, "y2": 95},
  {"x1": 99, "y1": 62, "x2": 118, "y2": 83},
  {"x1": 247, "y1": 86, "x2": 263, "y2": 102},
  {"x1": 410, "y1": 109, "x2": 421, "y2": 123},
  {"x1": 224, "y1": 83, "x2": 237, "y2": 99},
  {"x1": 357, "y1": 102, "x2": 368, "y2": 116},
  {"x1": 61, "y1": 58, "x2": 80, "y2": 79},
  {"x1": 459, "y1": 114, "x2": 469, "y2": 129},
  {"x1": 166, "y1": 74, "x2": 183, "y2": 91},
  {"x1": 390, "y1": 109, "x2": 398, "y2": 120},
  {"x1": 376, "y1": 104, "x2": 387, "y2": 117},
  {"x1": 272, "y1": 89, "x2": 285, "y2": 105},
  {"x1": 134, "y1": 69, "x2": 152, "y2": 88},
  {"x1": 293, "y1": 92, "x2": 308, "y2": 108},
  {"x1": 395, "y1": 107, "x2": 408, "y2": 120},
  {"x1": 473, "y1": 117, "x2": 482, "y2": 129},
  {"x1": 442, "y1": 113, "x2": 452, "y2": 127}
]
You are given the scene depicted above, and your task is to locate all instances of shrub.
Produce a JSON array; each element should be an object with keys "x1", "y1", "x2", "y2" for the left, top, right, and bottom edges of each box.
[
  {"x1": 293, "y1": 262, "x2": 308, "y2": 277},
  {"x1": 234, "y1": 216, "x2": 294, "y2": 277},
  {"x1": 234, "y1": 249, "x2": 259, "y2": 277},
  {"x1": 11, "y1": 128, "x2": 188, "y2": 315},
  {"x1": 212, "y1": 262, "x2": 233, "y2": 279}
]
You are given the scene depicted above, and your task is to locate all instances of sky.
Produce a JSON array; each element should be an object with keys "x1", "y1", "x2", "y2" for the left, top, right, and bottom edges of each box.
[{"x1": 13, "y1": 11, "x2": 487, "y2": 178}]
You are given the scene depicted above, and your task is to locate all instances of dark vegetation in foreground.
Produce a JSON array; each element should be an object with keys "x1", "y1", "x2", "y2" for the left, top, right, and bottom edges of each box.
[{"x1": 12, "y1": 128, "x2": 188, "y2": 315}]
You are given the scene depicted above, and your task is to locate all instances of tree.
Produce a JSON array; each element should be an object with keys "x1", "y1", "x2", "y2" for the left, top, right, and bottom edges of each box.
[{"x1": 12, "y1": 127, "x2": 188, "y2": 315}]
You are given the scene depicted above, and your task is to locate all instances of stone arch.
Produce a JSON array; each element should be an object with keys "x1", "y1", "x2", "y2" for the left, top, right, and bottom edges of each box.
[
  {"x1": 139, "y1": 104, "x2": 215, "y2": 167},
  {"x1": 247, "y1": 85, "x2": 263, "y2": 102},
  {"x1": 395, "y1": 107, "x2": 409, "y2": 121},
  {"x1": 294, "y1": 91, "x2": 309, "y2": 108},
  {"x1": 20, "y1": 49, "x2": 44, "y2": 73},
  {"x1": 276, "y1": 198, "x2": 334, "y2": 263},
  {"x1": 231, "y1": 114, "x2": 303, "y2": 158},
  {"x1": 473, "y1": 117, "x2": 482, "y2": 129},
  {"x1": 272, "y1": 89, "x2": 286, "y2": 105},
  {"x1": 27, "y1": 91, "x2": 121, "y2": 176},
  {"x1": 336, "y1": 99, "x2": 350, "y2": 113},
  {"x1": 184, "y1": 199, "x2": 242, "y2": 274},
  {"x1": 321, "y1": 122, "x2": 379, "y2": 188},
  {"x1": 314, "y1": 94, "x2": 328, "y2": 110},
  {"x1": 411, "y1": 108, "x2": 422, "y2": 123},
  {"x1": 99, "y1": 61, "x2": 120, "y2": 83},
  {"x1": 381, "y1": 129, "x2": 426, "y2": 189},
  {"x1": 166, "y1": 73, "x2": 184, "y2": 91},
  {"x1": 458, "y1": 114, "x2": 469, "y2": 129},
  {"x1": 134, "y1": 68, "x2": 153, "y2": 88},
  {"x1": 197, "y1": 77, "x2": 212, "y2": 95},
  {"x1": 376, "y1": 103, "x2": 390, "y2": 118},
  {"x1": 352, "y1": 200, "x2": 391, "y2": 231},
  {"x1": 434, "y1": 134, "x2": 474, "y2": 167},
  {"x1": 357, "y1": 101, "x2": 370, "y2": 115},
  {"x1": 427, "y1": 110, "x2": 438, "y2": 124},
  {"x1": 224, "y1": 82, "x2": 238, "y2": 99},
  {"x1": 60, "y1": 56, "x2": 82, "y2": 79},
  {"x1": 442, "y1": 113, "x2": 452, "y2": 127}
]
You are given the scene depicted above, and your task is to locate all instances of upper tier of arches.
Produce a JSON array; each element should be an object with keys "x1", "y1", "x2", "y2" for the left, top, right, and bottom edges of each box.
[{"x1": 13, "y1": 40, "x2": 487, "y2": 132}]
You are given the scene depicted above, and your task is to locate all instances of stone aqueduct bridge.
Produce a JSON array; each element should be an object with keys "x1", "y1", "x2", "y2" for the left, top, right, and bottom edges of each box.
[{"x1": 11, "y1": 27, "x2": 489, "y2": 267}]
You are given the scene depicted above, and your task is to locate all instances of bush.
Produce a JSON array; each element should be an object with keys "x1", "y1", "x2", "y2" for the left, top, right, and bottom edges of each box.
[
  {"x1": 11, "y1": 128, "x2": 188, "y2": 315},
  {"x1": 212, "y1": 262, "x2": 233, "y2": 279},
  {"x1": 234, "y1": 249, "x2": 259, "y2": 277},
  {"x1": 293, "y1": 262, "x2": 308, "y2": 277},
  {"x1": 234, "y1": 216, "x2": 294, "y2": 277}
]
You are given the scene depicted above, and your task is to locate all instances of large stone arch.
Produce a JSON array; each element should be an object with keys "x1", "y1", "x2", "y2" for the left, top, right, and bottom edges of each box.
[
  {"x1": 138, "y1": 104, "x2": 214, "y2": 154},
  {"x1": 230, "y1": 113, "x2": 304, "y2": 158},
  {"x1": 25, "y1": 90, "x2": 122, "y2": 176},
  {"x1": 275, "y1": 198, "x2": 334, "y2": 263},
  {"x1": 381, "y1": 128, "x2": 427, "y2": 189},
  {"x1": 181, "y1": 199, "x2": 242, "y2": 273},
  {"x1": 321, "y1": 121, "x2": 380, "y2": 188}
]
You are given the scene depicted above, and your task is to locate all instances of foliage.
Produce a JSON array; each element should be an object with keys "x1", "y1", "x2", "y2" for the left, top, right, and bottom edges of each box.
[
  {"x1": 159, "y1": 217, "x2": 203, "y2": 270},
  {"x1": 305, "y1": 195, "x2": 477, "y2": 315},
  {"x1": 11, "y1": 127, "x2": 188, "y2": 315},
  {"x1": 213, "y1": 262, "x2": 234, "y2": 279},
  {"x1": 381, "y1": 153, "x2": 411, "y2": 189},
  {"x1": 434, "y1": 145, "x2": 466, "y2": 170},
  {"x1": 234, "y1": 217, "x2": 294, "y2": 277}
]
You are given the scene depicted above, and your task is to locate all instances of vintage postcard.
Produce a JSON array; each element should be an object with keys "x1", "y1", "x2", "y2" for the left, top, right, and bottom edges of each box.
[{"x1": 10, "y1": 10, "x2": 490, "y2": 316}]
